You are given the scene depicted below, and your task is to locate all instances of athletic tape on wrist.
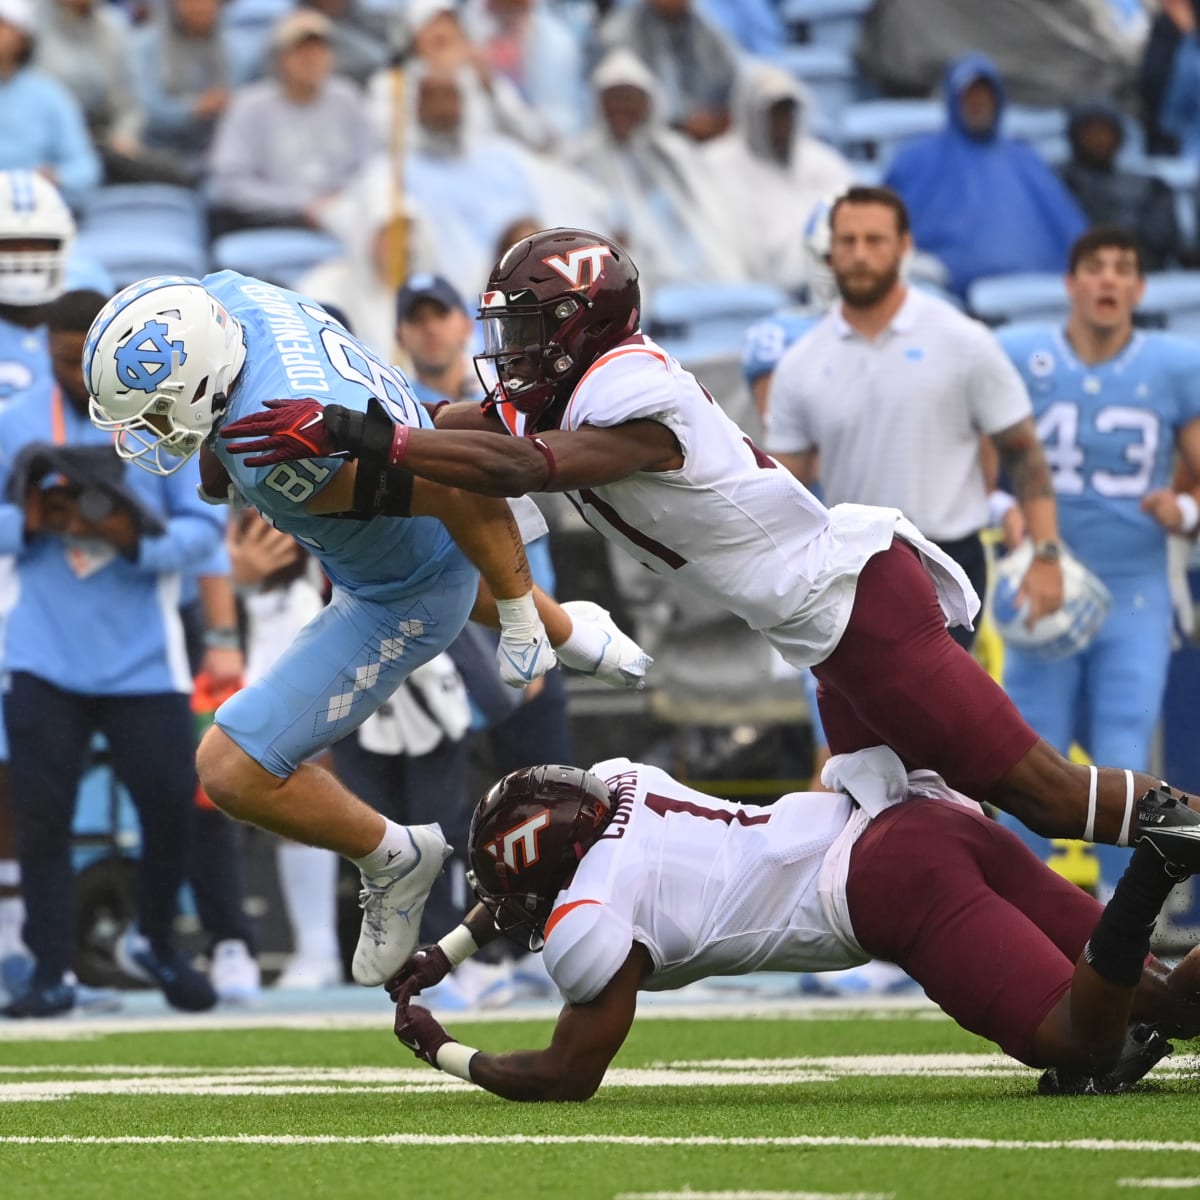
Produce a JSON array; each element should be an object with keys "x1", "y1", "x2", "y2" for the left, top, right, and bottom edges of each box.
[
  {"x1": 436, "y1": 1041, "x2": 478, "y2": 1082},
  {"x1": 1118, "y1": 769, "x2": 1134, "y2": 848},
  {"x1": 438, "y1": 924, "x2": 479, "y2": 968},
  {"x1": 1177, "y1": 492, "x2": 1200, "y2": 536},
  {"x1": 1084, "y1": 764, "x2": 1098, "y2": 843},
  {"x1": 496, "y1": 591, "x2": 540, "y2": 635}
]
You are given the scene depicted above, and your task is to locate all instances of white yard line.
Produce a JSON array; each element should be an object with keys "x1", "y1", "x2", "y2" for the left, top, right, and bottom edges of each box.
[
  {"x1": 614, "y1": 1191, "x2": 894, "y2": 1199},
  {"x1": 0, "y1": 1133, "x2": 1198, "y2": 1152}
]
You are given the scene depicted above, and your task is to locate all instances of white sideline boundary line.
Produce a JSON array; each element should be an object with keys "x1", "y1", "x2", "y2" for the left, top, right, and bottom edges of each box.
[
  {"x1": 1, "y1": 1133, "x2": 1200, "y2": 1152},
  {"x1": 0, "y1": 994, "x2": 944, "y2": 1040}
]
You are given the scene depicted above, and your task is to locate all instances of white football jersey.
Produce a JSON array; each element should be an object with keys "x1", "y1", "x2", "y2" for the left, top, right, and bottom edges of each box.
[
  {"x1": 496, "y1": 334, "x2": 978, "y2": 667},
  {"x1": 540, "y1": 757, "x2": 870, "y2": 1005}
]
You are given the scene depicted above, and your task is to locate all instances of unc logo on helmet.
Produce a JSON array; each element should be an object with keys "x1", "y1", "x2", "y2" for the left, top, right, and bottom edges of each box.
[
  {"x1": 992, "y1": 540, "x2": 1112, "y2": 661},
  {"x1": 115, "y1": 320, "x2": 188, "y2": 392},
  {"x1": 467, "y1": 764, "x2": 614, "y2": 950}
]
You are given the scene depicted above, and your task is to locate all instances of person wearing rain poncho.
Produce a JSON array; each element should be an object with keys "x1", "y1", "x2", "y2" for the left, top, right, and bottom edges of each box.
[
  {"x1": 884, "y1": 53, "x2": 1087, "y2": 298},
  {"x1": 703, "y1": 61, "x2": 854, "y2": 296},
  {"x1": 567, "y1": 47, "x2": 749, "y2": 292}
]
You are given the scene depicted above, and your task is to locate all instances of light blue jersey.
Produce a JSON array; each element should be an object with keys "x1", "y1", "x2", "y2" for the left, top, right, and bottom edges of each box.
[
  {"x1": 0, "y1": 318, "x2": 50, "y2": 406},
  {"x1": 202, "y1": 272, "x2": 479, "y2": 776},
  {"x1": 741, "y1": 308, "x2": 817, "y2": 386},
  {"x1": 998, "y1": 325, "x2": 1200, "y2": 582},
  {"x1": 997, "y1": 323, "x2": 1200, "y2": 892},
  {"x1": 0, "y1": 387, "x2": 225, "y2": 695}
]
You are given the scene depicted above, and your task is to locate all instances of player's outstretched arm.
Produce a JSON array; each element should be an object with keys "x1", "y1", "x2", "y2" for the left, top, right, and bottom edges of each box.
[
  {"x1": 393, "y1": 945, "x2": 649, "y2": 1102},
  {"x1": 220, "y1": 396, "x2": 682, "y2": 495}
]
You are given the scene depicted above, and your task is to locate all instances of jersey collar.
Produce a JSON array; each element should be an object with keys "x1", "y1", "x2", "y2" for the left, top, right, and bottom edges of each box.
[{"x1": 833, "y1": 286, "x2": 919, "y2": 340}]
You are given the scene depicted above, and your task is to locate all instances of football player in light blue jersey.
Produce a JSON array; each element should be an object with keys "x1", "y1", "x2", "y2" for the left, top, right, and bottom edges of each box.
[
  {"x1": 0, "y1": 168, "x2": 77, "y2": 994},
  {"x1": 996, "y1": 226, "x2": 1200, "y2": 891},
  {"x1": 84, "y1": 271, "x2": 651, "y2": 990}
]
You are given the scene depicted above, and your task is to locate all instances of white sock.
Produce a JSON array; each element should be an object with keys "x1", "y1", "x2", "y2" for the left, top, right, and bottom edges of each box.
[
  {"x1": 275, "y1": 841, "x2": 340, "y2": 962},
  {"x1": 352, "y1": 819, "x2": 415, "y2": 880}
]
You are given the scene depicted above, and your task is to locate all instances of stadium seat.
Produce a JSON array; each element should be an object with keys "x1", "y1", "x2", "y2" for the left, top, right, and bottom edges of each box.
[
  {"x1": 82, "y1": 184, "x2": 207, "y2": 248},
  {"x1": 780, "y1": 0, "x2": 872, "y2": 52},
  {"x1": 73, "y1": 229, "x2": 209, "y2": 290},
  {"x1": 1141, "y1": 271, "x2": 1200, "y2": 336},
  {"x1": 210, "y1": 227, "x2": 342, "y2": 289},
  {"x1": 1003, "y1": 106, "x2": 1070, "y2": 166},
  {"x1": 645, "y1": 280, "x2": 792, "y2": 362},
  {"x1": 836, "y1": 98, "x2": 943, "y2": 164},
  {"x1": 966, "y1": 273, "x2": 1070, "y2": 326},
  {"x1": 777, "y1": 45, "x2": 862, "y2": 126}
]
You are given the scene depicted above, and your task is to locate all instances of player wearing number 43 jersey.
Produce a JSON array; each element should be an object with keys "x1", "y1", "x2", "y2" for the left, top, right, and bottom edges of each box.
[
  {"x1": 387, "y1": 755, "x2": 1200, "y2": 1100},
  {"x1": 222, "y1": 226, "x2": 1200, "y2": 863},
  {"x1": 83, "y1": 270, "x2": 650, "y2": 989},
  {"x1": 996, "y1": 227, "x2": 1200, "y2": 832}
]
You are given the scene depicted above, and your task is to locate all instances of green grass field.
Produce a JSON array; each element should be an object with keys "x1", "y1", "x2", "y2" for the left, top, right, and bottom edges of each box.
[{"x1": 2, "y1": 1000, "x2": 1200, "y2": 1200}]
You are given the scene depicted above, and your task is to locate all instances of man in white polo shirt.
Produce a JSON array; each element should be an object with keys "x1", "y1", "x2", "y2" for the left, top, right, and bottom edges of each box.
[{"x1": 765, "y1": 185, "x2": 1064, "y2": 649}]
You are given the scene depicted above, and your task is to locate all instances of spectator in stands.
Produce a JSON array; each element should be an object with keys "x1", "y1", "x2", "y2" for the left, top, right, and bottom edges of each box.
[
  {"x1": 131, "y1": 0, "x2": 256, "y2": 185},
  {"x1": 374, "y1": 0, "x2": 553, "y2": 153},
  {"x1": 298, "y1": 156, "x2": 441, "y2": 364},
  {"x1": 0, "y1": 289, "x2": 223, "y2": 1017},
  {"x1": 594, "y1": 0, "x2": 739, "y2": 142},
  {"x1": 1059, "y1": 100, "x2": 1185, "y2": 273},
  {"x1": 0, "y1": 0, "x2": 100, "y2": 205},
  {"x1": 398, "y1": 62, "x2": 542, "y2": 298},
  {"x1": 208, "y1": 9, "x2": 377, "y2": 237},
  {"x1": 764, "y1": 186, "x2": 1064, "y2": 651},
  {"x1": 35, "y1": 0, "x2": 186, "y2": 185},
  {"x1": 298, "y1": 0, "x2": 390, "y2": 87},
  {"x1": 885, "y1": 53, "x2": 1087, "y2": 298},
  {"x1": 1139, "y1": 0, "x2": 1200, "y2": 157},
  {"x1": 704, "y1": 61, "x2": 854, "y2": 296},
  {"x1": 461, "y1": 0, "x2": 590, "y2": 142},
  {"x1": 569, "y1": 48, "x2": 748, "y2": 291}
]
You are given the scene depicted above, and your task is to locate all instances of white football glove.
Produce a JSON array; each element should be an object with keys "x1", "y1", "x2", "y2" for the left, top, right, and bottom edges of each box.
[
  {"x1": 555, "y1": 600, "x2": 653, "y2": 689},
  {"x1": 495, "y1": 593, "x2": 558, "y2": 688}
]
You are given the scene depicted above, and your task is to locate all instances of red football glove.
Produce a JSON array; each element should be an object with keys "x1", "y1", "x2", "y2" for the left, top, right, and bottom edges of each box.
[
  {"x1": 385, "y1": 943, "x2": 453, "y2": 1005},
  {"x1": 220, "y1": 398, "x2": 338, "y2": 466},
  {"x1": 394, "y1": 1002, "x2": 456, "y2": 1068}
]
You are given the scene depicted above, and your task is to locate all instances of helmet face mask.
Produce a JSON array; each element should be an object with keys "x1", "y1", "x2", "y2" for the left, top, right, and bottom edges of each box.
[
  {"x1": 474, "y1": 228, "x2": 640, "y2": 427},
  {"x1": 0, "y1": 170, "x2": 76, "y2": 308},
  {"x1": 84, "y1": 276, "x2": 247, "y2": 476},
  {"x1": 467, "y1": 764, "x2": 615, "y2": 952}
]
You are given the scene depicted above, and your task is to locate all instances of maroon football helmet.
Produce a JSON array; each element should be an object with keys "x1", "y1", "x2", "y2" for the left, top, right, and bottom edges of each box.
[
  {"x1": 467, "y1": 764, "x2": 615, "y2": 950},
  {"x1": 474, "y1": 227, "x2": 640, "y2": 428}
]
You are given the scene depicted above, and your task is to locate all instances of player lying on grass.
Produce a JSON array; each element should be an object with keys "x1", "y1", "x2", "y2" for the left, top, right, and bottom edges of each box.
[{"x1": 387, "y1": 749, "x2": 1200, "y2": 1101}]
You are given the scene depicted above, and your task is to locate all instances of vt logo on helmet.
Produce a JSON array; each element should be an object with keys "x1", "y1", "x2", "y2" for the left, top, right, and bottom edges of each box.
[
  {"x1": 467, "y1": 764, "x2": 614, "y2": 950},
  {"x1": 474, "y1": 228, "x2": 640, "y2": 429},
  {"x1": 115, "y1": 320, "x2": 188, "y2": 392},
  {"x1": 85, "y1": 276, "x2": 247, "y2": 477}
]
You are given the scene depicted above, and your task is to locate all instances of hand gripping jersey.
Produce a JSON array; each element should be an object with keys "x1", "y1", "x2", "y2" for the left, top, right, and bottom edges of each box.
[
  {"x1": 495, "y1": 334, "x2": 978, "y2": 667},
  {"x1": 540, "y1": 757, "x2": 871, "y2": 1004}
]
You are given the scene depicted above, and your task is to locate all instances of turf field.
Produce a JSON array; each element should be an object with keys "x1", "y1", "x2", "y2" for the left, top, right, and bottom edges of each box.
[{"x1": 2, "y1": 994, "x2": 1200, "y2": 1200}]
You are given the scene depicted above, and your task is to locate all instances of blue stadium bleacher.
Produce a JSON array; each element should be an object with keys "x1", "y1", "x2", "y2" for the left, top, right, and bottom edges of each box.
[
  {"x1": 780, "y1": 0, "x2": 871, "y2": 52},
  {"x1": 1002, "y1": 106, "x2": 1070, "y2": 166},
  {"x1": 1141, "y1": 271, "x2": 1200, "y2": 336},
  {"x1": 966, "y1": 273, "x2": 1070, "y2": 326},
  {"x1": 73, "y1": 229, "x2": 209, "y2": 290},
  {"x1": 82, "y1": 184, "x2": 208, "y2": 248},
  {"x1": 835, "y1": 98, "x2": 943, "y2": 165},
  {"x1": 1122, "y1": 155, "x2": 1200, "y2": 251},
  {"x1": 210, "y1": 227, "x2": 343, "y2": 290},
  {"x1": 777, "y1": 45, "x2": 863, "y2": 127},
  {"x1": 645, "y1": 280, "x2": 792, "y2": 362}
]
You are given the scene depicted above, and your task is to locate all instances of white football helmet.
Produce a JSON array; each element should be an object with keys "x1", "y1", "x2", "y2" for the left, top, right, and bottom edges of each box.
[
  {"x1": 85, "y1": 276, "x2": 247, "y2": 476},
  {"x1": 0, "y1": 169, "x2": 76, "y2": 307},
  {"x1": 991, "y1": 540, "x2": 1112, "y2": 662},
  {"x1": 802, "y1": 193, "x2": 839, "y2": 310}
]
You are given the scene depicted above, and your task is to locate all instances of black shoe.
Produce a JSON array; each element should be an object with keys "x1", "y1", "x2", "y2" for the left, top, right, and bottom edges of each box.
[
  {"x1": 118, "y1": 931, "x2": 217, "y2": 1013},
  {"x1": 1038, "y1": 1023, "x2": 1173, "y2": 1095},
  {"x1": 1134, "y1": 786, "x2": 1200, "y2": 879},
  {"x1": 3, "y1": 979, "x2": 76, "y2": 1019}
]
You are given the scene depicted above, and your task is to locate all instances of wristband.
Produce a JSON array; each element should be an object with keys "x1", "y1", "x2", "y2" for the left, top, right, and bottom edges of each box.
[
  {"x1": 496, "y1": 590, "x2": 540, "y2": 635},
  {"x1": 1177, "y1": 492, "x2": 1200, "y2": 536},
  {"x1": 437, "y1": 924, "x2": 479, "y2": 968},
  {"x1": 529, "y1": 436, "x2": 557, "y2": 486},
  {"x1": 388, "y1": 421, "x2": 411, "y2": 467},
  {"x1": 435, "y1": 1041, "x2": 478, "y2": 1082},
  {"x1": 203, "y1": 627, "x2": 241, "y2": 651}
]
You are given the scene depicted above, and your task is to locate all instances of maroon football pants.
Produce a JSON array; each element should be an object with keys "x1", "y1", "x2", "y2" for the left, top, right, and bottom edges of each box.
[
  {"x1": 846, "y1": 797, "x2": 1103, "y2": 1064},
  {"x1": 813, "y1": 540, "x2": 1038, "y2": 796}
]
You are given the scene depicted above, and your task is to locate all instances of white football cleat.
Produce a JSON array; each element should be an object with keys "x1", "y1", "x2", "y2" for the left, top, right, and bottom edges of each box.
[
  {"x1": 274, "y1": 954, "x2": 344, "y2": 990},
  {"x1": 209, "y1": 939, "x2": 261, "y2": 1005},
  {"x1": 352, "y1": 823, "x2": 451, "y2": 986}
]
